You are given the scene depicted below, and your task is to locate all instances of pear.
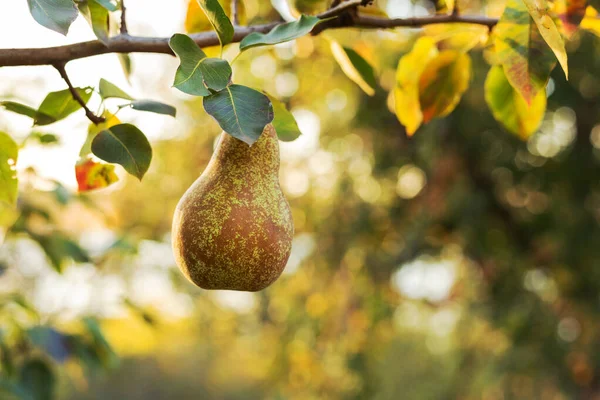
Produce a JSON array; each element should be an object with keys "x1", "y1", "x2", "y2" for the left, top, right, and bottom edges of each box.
[{"x1": 172, "y1": 124, "x2": 294, "y2": 291}]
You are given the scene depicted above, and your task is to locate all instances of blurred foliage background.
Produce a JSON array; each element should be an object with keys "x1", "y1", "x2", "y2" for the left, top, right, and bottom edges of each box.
[{"x1": 2, "y1": 0, "x2": 600, "y2": 399}]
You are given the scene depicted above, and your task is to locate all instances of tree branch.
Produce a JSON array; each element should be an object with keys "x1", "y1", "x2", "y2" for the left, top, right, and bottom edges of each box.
[
  {"x1": 0, "y1": 9, "x2": 498, "y2": 67},
  {"x1": 120, "y1": 0, "x2": 128, "y2": 35},
  {"x1": 231, "y1": 0, "x2": 240, "y2": 26},
  {"x1": 53, "y1": 63, "x2": 106, "y2": 125}
]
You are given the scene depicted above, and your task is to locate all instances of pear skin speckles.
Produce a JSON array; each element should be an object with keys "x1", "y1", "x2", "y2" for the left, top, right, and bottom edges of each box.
[{"x1": 172, "y1": 124, "x2": 294, "y2": 291}]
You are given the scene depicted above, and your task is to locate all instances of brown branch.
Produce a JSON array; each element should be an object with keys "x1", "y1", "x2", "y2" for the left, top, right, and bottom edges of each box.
[
  {"x1": 0, "y1": 10, "x2": 498, "y2": 67},
  {"x1": 120, "y1": 0, "x2": 128, "y2": 35},
  {"x1": 354, "y1": 14, "x2": 497, "y2": 28},
  {"x1": 320, "y1": 0, "x2": 363, "y2": 19},
  {"x1": 231, "y1": 0, "x2": 240, "y2": 26},
  {"x1": 53, "y1": 63, "x2": 105, "y2": 125}
]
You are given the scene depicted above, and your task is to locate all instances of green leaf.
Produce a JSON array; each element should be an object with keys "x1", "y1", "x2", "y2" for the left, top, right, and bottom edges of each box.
[
  {"x1": 269, "y1": 96, "x2": 301, "y2": 142},
  {"x1": 485, "y1": 65, "x2": 546, "y2": 140},
  {"x1": 0, "y1": 101, "x2": 37, "y2": 119},
  {"x1": 83, "y1": 317, "x2": 118, "y2": 370},
  {"x1": 99, "y1": 79, "x2": 134, "y2": 100},
  {"x1": 80, "y1": 112, "x2": 121, "y2": 158},
  {"x1": 31, "y1": 233, "x2": 90, "y2": 272},
  {"x1": 26, "y1": 132, "x2": 60, "y2": 145},
  {"x1": 94, "y1": 0, "x2": 117, "y2": 11},
  {"x1": 0, "y1": 132, "x2": 18, "y2": 207},
  {"x1": 330, "y1": 40, "x2": 377, "y2": 96},
  {"x1": 19, "y1": 359, "x2": 55, "y2": 400},
  {"x1": 418, "y1": 50, "x2": 472, "y2": 123},
  {"x1": 239, "y1": 15, "x2": 321, "y2": 51},
  {"x1": 118, "y1": 53, "x2": 133, "y2": 81},
  {"x1": 494, "y1": 0, "x2": 557, "y2": 104},
  {"x1": 36, "y1": 88, "x2": 94, "y2": 126},
  {"x1": 1, "y1": 334, "x2": 15, "y2": 378},
  {"x1": 27, "y1": 327, "x2": 72, "y2": 363},
  {"x1": 79, "y1": 0, "x2": 110, "y2": 44},
  {"x1": 169, "y1": 34, "x2": 232, "y2": 96},
  {"x1": 195, "y1": 0, "x2": 234, "y2": 47},
  {"x1": 27, "y1": 0, "x2": 78, "y2": 35},
  {"x1": 91, "y1": 123, "x2": 153, "y2": 180},
  {"x1": 203, "y1": 85, "x2": 274, "y2": 145},
  {"x1": 124, "y1": 100, "x2": 177, "y2": 117},
  {"x1": 0, "y1": 101, "x2": 54, "y2": 125}
]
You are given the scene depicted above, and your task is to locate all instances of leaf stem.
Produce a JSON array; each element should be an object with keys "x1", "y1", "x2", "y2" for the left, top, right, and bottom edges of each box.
[{"x1": 53, "y1": 63, "x2": 106, "y2": 125}]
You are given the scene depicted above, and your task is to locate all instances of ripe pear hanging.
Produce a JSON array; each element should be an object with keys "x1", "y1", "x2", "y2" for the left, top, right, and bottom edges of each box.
[{"x1": 172, "y1": 125, "x2": 294, "y2": 291}]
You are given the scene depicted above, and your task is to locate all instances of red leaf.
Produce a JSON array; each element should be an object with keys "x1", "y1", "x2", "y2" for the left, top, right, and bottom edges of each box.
[{"x1": 75, "y1": 158, "x2": 118, "y2": 192}]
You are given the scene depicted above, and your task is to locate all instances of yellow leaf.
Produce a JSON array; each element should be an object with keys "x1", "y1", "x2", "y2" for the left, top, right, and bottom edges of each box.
[
  {"x1": 330, "y1": 40, "x2": 377, "y2": 96},
  {"x1": 580, "y1": 6, "x2": 600, "y2": 36},
  {"x1": 495, "y1": 0, "x2": 557, "y2": 104},
  {"x1": 424, "y1": 23, "x2": 489, "y2": 52},
  {"x1": 485, "y1": 65, "x2": 546, "y2": 140},
  {"x1": 521, "y1": 0, "x2": 569, "y2": 78},
  {"x1": 394, "y1": 37, "x2": 439, "y2": 136},
  {"x1": 418, "y1": 51, "x2": 472, "y2": 123},
  {"x1": 185, "y1": 0, "x2": 245, "y2": 33}
]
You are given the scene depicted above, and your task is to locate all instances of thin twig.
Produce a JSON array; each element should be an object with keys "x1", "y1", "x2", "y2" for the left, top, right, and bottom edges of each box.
[
  {"x1": 354, "y1": 14, "x2": 497, "y2": 28},
  {"x1": 0, "y1": 10, "x2": 498, "y2": 67},
  {"x1": 452, "y1": 0, "x2": 460, "y2": 17},
  {"x1": 120, "y1": 0, "x2": 128, "y2": 35},
  {"x1": 231, "y1": 0, "x2": 240, "y2": 26},
  {"x1": 53, "y1": 63, "x2": 105, "y2": 125},
  {"x1": 320, "y1": 0, "x2": 363, "y2": 19}
]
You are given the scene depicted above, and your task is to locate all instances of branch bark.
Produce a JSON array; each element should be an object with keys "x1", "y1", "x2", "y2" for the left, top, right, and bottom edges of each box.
[
  {"x1": 54, "y1": 63, "x2": 106, "y2": 125},
  {"x1": 120, "y1": 0, "x2": 128, "y2": 35},
  {"x1": 0, "y1": 6, "x2": 498, "y2": 67},
  {"x1": 231, "y1": 0, "x2": 240, "y2": 26}
]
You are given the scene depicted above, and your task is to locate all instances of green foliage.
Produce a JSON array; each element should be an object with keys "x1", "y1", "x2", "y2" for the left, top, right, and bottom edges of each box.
[
  {"x1": 269, "y1": 96, "x2": 302, "y2": 142},
  {"x1": 19, "y1": 359, "x2": 55, "y2": 400},
  {"x1": 4, "y1": 1, "x2": 600, "y2": 398},
  {"x1": 29, "y1": 232, "x2": 90, "y2": 273},
  {"x1": 99, "y1": 79, "x2": 134, "y2": 100},
  {"x1": 94, "y1": 0, "x2": 118, "y2": 12},
  {"x1": 239, "y1": 15, "x2": 322, "y2": 51},
  {"x1": 195, "y1": 0, "x2": 234, "y2": 48},
  {"x1": 169, "y1": 34, "x2": 232, "y2": 96},
  {"x1": 0, "y1": 132, "x2": 18, "y2": 206},
  {"x1": 203, "y1": 85, "x2": 274, "y2": 145},
  {"x1": 484, "y1": 65, "x2": 546, "y2": 139},
  {"x1": 0, "y1": 101, "x2": 41, "y2": 121},
  {"x1": 99, "y1": 79, "x2": 176, "y2": 117},
  {"x1": 79, "y1": 0, "x2": 111, "y2": 44},
  {"x1": 124, "y1": 100, "x2": 177, "y2": 117},
  {"x1": 27, "y1": 0, "x2": 78, "y2": 35},
  {"x1": 91, "y1": 123, "x2": 153, "y2": 180},
  {"x1": 36, "y1": 87, "x2": 94, "y2": 126}
]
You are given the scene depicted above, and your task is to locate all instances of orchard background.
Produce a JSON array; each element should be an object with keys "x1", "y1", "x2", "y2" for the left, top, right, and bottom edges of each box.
[{"x1": 1, "y1": 0, "x2": 600, "y2": 399}]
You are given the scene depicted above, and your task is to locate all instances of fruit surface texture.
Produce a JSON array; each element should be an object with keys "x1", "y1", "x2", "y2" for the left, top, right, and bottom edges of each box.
[{"x1": 172, "y1": 125, "x2": 294, "y2": 291}]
